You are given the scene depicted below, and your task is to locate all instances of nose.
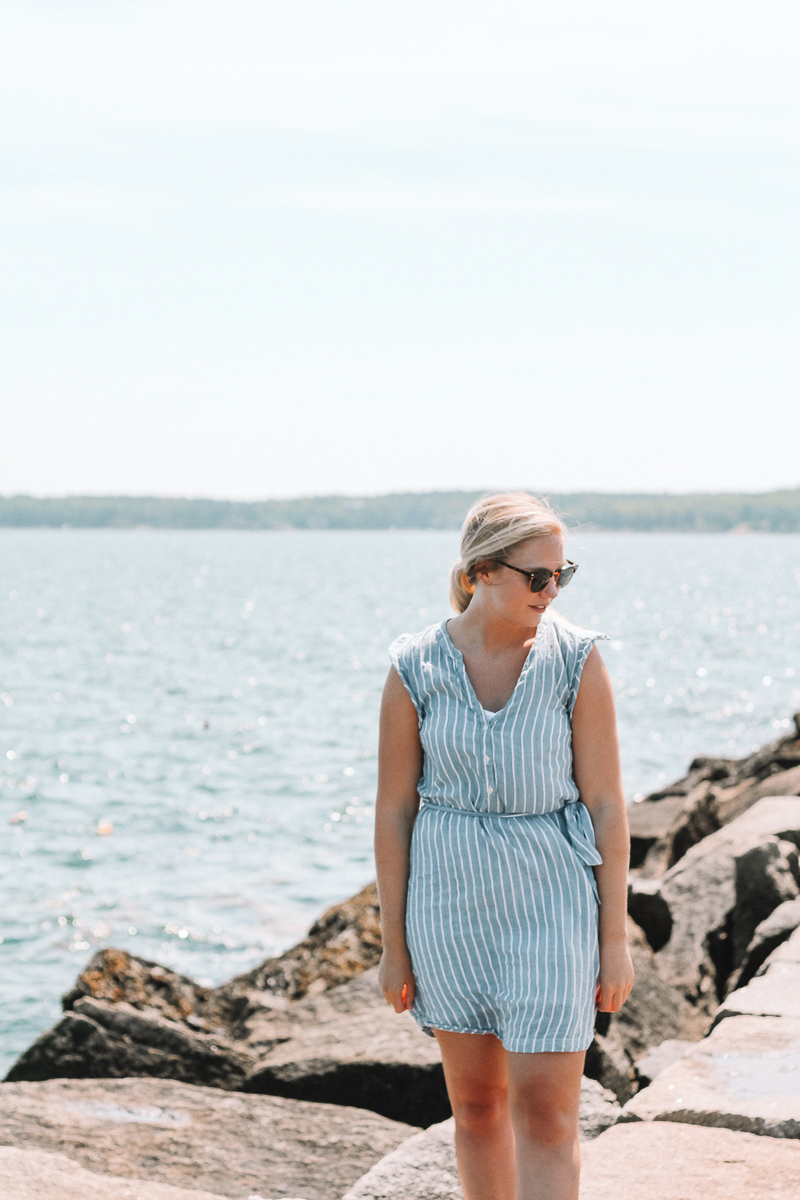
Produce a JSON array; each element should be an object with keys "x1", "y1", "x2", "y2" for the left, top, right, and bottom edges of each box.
[{"x1": 535, "y1": 577, "x2": 559, "y2": 600}]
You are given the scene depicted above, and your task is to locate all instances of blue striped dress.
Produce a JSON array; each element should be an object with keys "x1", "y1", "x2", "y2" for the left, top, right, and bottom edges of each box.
[{"x1": 389, "y1": 613, "x2": 605, "y2": 1053}]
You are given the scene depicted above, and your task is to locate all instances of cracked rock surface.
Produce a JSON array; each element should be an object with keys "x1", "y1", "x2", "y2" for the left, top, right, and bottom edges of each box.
[
  {"x1": 0, "y1": 1145, "x2": 233, "y2": 1200},
  {"x1": 0, "y1": 1077, "x2": 416, "y2": 1200},
  {"x1": 579, "y1": 1122, "x2": 800, "y2": 1200},
  {"x1": 621, "y1": 1013, "x2": 800, "y2": 1138},
  {"x1": 652, "y1": 798, "x2": 800, "y2": 1012}
]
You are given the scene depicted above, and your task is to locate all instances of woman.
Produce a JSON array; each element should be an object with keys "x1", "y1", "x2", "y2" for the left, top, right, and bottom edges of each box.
[{"x1": 374, "y1": 492, "x2": 633, "y2": 1200}]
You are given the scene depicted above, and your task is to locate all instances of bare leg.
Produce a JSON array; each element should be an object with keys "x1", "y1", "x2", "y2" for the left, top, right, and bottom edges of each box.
[
  {"x1": 506, "y1": 1050, "x2": 585, "y2": 1200},
  {"x1": 434, "y1": 1030, "x2": 515, "y2": 1200}
]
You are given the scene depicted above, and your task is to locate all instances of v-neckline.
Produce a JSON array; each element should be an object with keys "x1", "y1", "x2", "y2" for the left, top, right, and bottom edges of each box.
[{"x1": 440, "y1": 616, "x2": 548, "y2": 720}]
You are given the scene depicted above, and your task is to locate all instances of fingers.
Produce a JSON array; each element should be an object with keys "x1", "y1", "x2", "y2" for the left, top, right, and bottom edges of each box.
[
  {"x1": 381, "y1": 981, "x2": 415, "y2": 1013},
  {"x1": 596, "y1": 990, "x2": 617, "y2": 1013},
  {"x1": 595, "y1": 984, "x2": 633, "y2": 1013}
]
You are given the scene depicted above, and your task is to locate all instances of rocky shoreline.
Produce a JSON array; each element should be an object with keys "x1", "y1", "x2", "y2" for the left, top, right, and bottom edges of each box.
[{"x1": 3, "y1": 714, "x2": 800, "y2": 1198}]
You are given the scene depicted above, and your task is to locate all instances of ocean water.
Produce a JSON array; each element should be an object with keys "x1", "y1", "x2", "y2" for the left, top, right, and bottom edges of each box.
[{"x1": 1, "y1": 529, "x2": 799, "y2": 1075}]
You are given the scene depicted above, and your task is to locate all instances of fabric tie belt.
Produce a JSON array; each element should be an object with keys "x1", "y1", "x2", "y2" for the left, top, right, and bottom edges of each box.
[{"x1": 418, "y1": 799, "x2": 603, "y2": 869}]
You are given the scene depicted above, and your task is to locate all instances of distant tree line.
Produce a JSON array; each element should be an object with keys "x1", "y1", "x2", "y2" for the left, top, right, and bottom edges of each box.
[{"x1": 1, "y1": 489, "x2": 799, "y2": 532}]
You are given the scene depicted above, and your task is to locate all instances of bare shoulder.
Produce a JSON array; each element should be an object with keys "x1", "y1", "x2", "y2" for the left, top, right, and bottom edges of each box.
[{"x1": 382, "y1": 666, "x2": 422, "y2": 723}]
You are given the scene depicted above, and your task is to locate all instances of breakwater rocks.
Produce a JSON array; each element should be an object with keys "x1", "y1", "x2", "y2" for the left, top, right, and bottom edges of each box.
[
  {"x1": 0, "y1": 1076, "x2": 415, "y2": 1200},
  {"x1": 626, "y1": 712, "x2": 800, "y2": 874},
  {"x1": 3, "y1": 715, "x2": 800, "y2": 1198}
]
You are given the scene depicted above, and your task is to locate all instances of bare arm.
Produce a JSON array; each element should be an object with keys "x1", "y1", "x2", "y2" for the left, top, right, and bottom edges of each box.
[
  {"x1": 374, "y1": 667, "x2": 423, "y2": 1012},
  {"x1": 571, "y1": 645, "x2": 634, "y2": 1013}
]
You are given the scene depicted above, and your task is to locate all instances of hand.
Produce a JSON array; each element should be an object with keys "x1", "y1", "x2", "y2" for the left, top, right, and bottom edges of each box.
[
  {"x1": 595, "y1": 939, "x2": 635, "y2": 1013},
  {"x1": 378, "y1": 948, "x2": 416, "y2": 1013}
]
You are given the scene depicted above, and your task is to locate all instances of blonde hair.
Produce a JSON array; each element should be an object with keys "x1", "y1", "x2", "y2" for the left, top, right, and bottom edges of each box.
[{"x1": 449, "y1": 492, "x2": 567, "y2": 613}]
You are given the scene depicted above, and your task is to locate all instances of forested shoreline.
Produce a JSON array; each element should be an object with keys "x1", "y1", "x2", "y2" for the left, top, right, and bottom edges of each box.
[{"x1": 1, "y1": 489, "x2": 799, "y2": 532}]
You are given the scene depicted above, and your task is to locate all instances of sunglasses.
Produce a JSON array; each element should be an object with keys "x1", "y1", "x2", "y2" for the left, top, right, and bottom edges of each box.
[{"x1": 497, "y1": 559, "x2": 578, "y2": 592}]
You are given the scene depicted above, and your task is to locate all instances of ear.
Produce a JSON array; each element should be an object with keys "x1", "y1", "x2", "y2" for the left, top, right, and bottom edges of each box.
[{"x1": 472, "y1": 559, "x2": 495, "y2": 586}]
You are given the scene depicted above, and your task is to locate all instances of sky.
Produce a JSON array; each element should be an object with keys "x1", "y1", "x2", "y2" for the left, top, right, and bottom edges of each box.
[{"x1": 1, "y1": 0, "x2": 799, "y2": 499}]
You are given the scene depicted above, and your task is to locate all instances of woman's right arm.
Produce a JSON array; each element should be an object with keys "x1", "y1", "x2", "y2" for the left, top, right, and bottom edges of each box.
[{"x1": 375, "y1": 666, "x2": 423, "y2": 1013}]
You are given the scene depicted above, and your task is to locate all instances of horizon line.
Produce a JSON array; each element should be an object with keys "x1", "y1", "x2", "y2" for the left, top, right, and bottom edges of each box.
[{"x1": 4, "y1": 485, "x2": 800, "y2": 504}]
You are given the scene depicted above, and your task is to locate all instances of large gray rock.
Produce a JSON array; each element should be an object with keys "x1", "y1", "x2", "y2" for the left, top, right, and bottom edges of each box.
[
  {"x1": 342, "y1": 1079, "x2": 621, "y2": 1200},
  {"x1": 626, "y1": 722, "x2": 800, "y2": 875},
  {"x1": 758, "y1": 919, "x2": 800, "y2": 966},
  {"x1": 239, "y1": 968, "x2": 395, "y2": 1052},
  {"x1": 627, "y1": 796, "x2": 689, "y2": 869},
  {"x1": 243, "y1": 1002, "x2": 448, "y2": 1128},
  {"x1": 220, "y1": 882, "x2": 383, "y2": 1004},
  {"x1": 713, "y1": 928, "x2": 800, "y2": 1025},
  {"x1": 654, "y1": 797, "x2": 800, "y2": 1011},
  {"x1": 5, "y1": 998, "x2": 254, "y2": 1089},
  {"x1": 0, "y1": 1076, "x2": 416, "y2": 1200},
  {"x1": 232, "y1": 968, "x2": 449, "y2": 1127},
  {"x1": 584, "y1": 1029, "x2": 634, "y2": 1104},
  {"x1": 7, "y1": 960, "x2": 447, "y2": 1129},
  {"x1": 621, "y1": 1014, "x2": 800, "y2": 1138},
  {"x1": 633, "y1": 1039, "x2": 694, "y2": 1087},
  {"x1": 713, "y1": 964, "x2": 800, "y2": 1024},
  {"x1": 631, "y1": 784, "x2": 723, "y2": 877},
  {"x1": 0, "y1": 1145, "x2": 232, "y2": 1200},
  {"x1": 61, "y1": 948, "x2": 220, "y2": 1027},
  {"x1": 342, "y1": 1119, "x2": 459, "y2": 1200},
  {"x1": 715, "y1": 763, "x2": 800, "y2": 825},
  {"x1": 576, "y1": 1077, "x2": 625, "y2": 1140},
  {"x1": 57, "y1": 883, "x2": 383, "y2": 1039},
  {"x1": 4, "y1": 884, "x2": 386, "y2": 1088},
  {"x1": 579, "y1": 1122, "x2": 800, "y2": 1200},
  {"x1": 726, "y1": 896, "x2": 800, "y2": 990}
]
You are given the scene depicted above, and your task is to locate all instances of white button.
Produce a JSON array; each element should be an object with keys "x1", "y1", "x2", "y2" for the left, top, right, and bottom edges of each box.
[
  {"x1": 484, "y1": 755, "x2": 490, "y2": 764},
  {"x1": 487, "y1": 786, "x2": 493, "y2": 794}
]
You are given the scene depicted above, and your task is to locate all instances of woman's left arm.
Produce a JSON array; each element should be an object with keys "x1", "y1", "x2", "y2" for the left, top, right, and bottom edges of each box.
[{"x1": 571, "y1": 644, "x2": 634, "y2": 1013}]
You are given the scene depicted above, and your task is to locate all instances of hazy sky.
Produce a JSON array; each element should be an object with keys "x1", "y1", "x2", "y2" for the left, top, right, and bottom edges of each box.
[{"x1": 2, "y1": 1, "x2": 799, "y2": 498}]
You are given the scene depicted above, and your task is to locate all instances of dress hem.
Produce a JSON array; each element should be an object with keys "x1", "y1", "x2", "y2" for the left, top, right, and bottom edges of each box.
[{"x1": 414, "y1": 1015, "x2": 593, "y2": 1054}]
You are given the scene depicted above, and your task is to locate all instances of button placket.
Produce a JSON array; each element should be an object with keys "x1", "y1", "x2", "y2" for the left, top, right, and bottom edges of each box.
[{"x1": 483, "y1": 721, "x2": 496, "y2": 805}]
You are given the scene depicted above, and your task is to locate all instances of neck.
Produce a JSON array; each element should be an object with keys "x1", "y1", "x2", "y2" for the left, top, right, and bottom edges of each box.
[{"x1": 454, "y1": 595, "x2": 542, "y2": 653}]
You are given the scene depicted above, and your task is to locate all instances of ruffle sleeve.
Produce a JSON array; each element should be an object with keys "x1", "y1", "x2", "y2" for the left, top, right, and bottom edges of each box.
[{"x1": 388, "y1": 632, "x2": 425, "y2": 720}]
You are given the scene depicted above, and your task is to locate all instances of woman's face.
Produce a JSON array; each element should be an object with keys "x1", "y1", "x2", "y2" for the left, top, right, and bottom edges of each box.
[{"x1": 477, "y1": 533, "x2": 566, "y2": 628}]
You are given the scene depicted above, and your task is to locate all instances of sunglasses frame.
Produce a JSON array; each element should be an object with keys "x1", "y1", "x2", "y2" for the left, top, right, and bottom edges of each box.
[{"x1": 497, "y1": 559, "x2": 578, "y2": 593}]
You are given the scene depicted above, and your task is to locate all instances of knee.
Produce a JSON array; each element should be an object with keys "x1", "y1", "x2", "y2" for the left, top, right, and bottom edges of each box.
[
  {"x1": 513, "y1": 1102, "x2": 577, "y2": 1150},
  {"x1": 451, "y1": 1092, "x2": 509, "y2": 1138}
]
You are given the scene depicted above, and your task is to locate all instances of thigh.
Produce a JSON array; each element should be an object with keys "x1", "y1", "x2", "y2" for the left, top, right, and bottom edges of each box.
[
  {"x1": 434, "y1": 1030, "x2": 509, "y2": 1105},
  {"x1": 506, "y1": 1050, "x2": 585, "y2": 1116}
]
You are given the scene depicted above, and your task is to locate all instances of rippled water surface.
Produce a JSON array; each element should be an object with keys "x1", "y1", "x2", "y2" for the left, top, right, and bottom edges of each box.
[{"x1": 1, "y1": 529, "x2": 799, "y2": 1073}]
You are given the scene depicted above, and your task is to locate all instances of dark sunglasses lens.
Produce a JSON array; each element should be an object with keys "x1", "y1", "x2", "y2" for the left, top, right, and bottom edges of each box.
[
  {"x1": 528, "y1": 569, "x2": 553, "y2": 593},
  {"x1": 555, "y1": 565, "x2": 577, "y2": 589}
]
